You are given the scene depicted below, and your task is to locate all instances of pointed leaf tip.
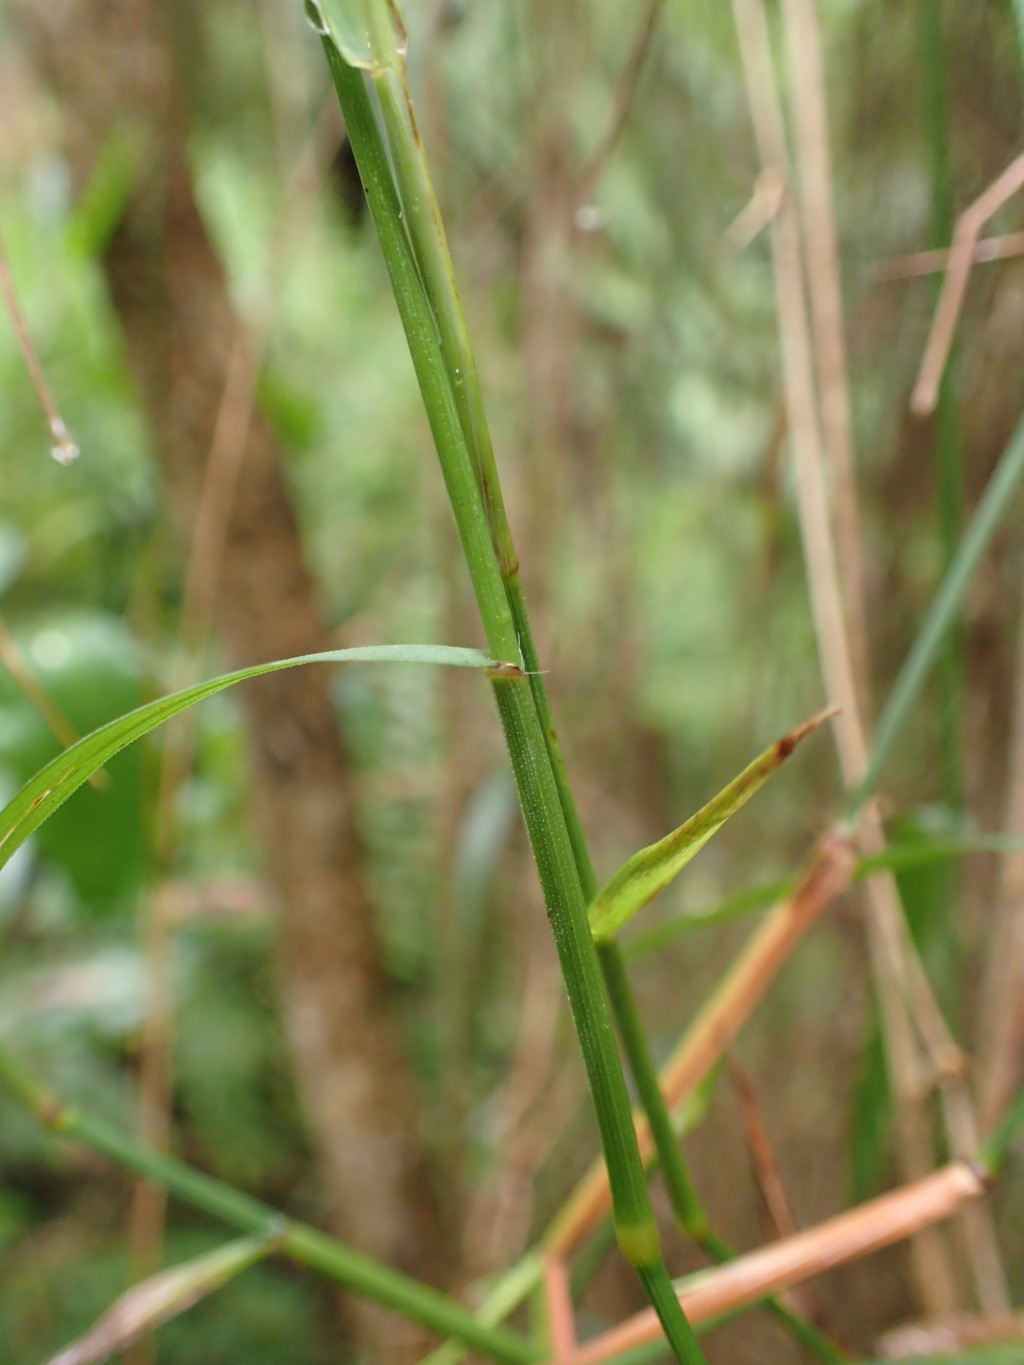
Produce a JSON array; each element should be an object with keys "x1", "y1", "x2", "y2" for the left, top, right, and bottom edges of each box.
[
  {"x1": 46, "y1": 1233, "x2": 279, "y2": 1365},
  {"x1": 588, "y1": 708, "x2": 834, "y2": 942}
]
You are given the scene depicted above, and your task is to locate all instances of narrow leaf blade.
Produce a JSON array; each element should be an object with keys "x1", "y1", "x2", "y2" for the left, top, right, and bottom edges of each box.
[
  {"x1": 589, "y1": 708, "x2": 835, "y2": 941},
  {"x1": 0, "y1": 644, "x2": 495, "y2": 872},
  {"x1": 46, "y1": 1233, "x2": 278, "y2": 1365}
]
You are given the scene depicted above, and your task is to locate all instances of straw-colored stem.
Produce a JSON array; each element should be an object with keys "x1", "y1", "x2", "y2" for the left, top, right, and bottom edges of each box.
[
  {"x1": 978, "y1": 608, "x2": 1024, "y2": 1131},
  {"x1": 0, "y1": 231, "x2": 78, "y2": 463},
  {"x1": 780, "y1": 0, "x2": 870, "y2": 715}
]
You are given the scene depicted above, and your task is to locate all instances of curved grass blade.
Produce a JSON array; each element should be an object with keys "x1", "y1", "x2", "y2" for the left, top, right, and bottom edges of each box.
[
  {"x1": 46, "y1": 1233, "x2": 280, "y2": 1365},
  {"x1": 0, "y1": 644, "x2": 496, "y2": 871},
  {"x1": 589, "y1": 709, "x2": 834, "y2": 942}
]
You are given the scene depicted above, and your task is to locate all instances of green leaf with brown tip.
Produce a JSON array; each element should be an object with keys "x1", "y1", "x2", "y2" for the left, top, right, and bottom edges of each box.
[
  {"x1": 588, "y1": 709, "x2": 835, "y2": 942},
  {"x1": 46, "y1": 1233, "x2": 279, "y2": 1365}
]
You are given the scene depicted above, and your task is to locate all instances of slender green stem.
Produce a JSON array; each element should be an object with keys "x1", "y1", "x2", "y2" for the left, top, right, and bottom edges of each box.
[
  {"x1": 507, "y1": 575, "x2": 601, "y2": 896},
  {"x1": 597, "y1": 942, "x2": 708, "y2": 1237},
  {"x1": 637, "y1": 1261, "x2": 705, "y2": 1365},
  {"x1": 320, "y1": 39, "x2": 704, "y2": 1360},
  {"x1": 0, "y1": 1042, "x2": 539, "y2": 1364},
  {"x1": 367, "y1": 63, "x2": 519, "y2": 580},
  {"x1": 847, "y1": 405, "x2": 1024, "y2": 815},
  {"x1": 597, "y1": 942, "x2": 846, "y2": 1364},
  {"x1": 321, "y1": 49, "x2": 518, "y2": 667}
]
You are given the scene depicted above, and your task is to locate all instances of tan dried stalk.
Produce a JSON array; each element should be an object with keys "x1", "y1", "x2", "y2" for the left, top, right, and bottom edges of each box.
[
  {"x1": 728, "y1": 1059, "x2": 799, "y2": 1241},
  {"x1": 723, "y1": 167, "x2": 785, "y2": 252},
  {"x1": 870, "y1": 232, "x2": 1024, "y2": 283},
  {"x1": 732, "y1": 0, "x2": 1009, "y2": 1314},
  {"x1": 780, "y1": 0, "x2": 869, "y2": 712},
  {"x1": 563, "y1": 1163, "x2": 987, "y2": 1365},
  {"x1": 574, "y1": 0, "x2": 665, "y2": 210},
  {"x1": 543, "y1": 1257, "x2": 577, "y2": 1362},
  {"x1": 912, "y1": 151, "x2": 1024, "y2": 415},
  {"x1": 977, "y1": 605, "x2": 1024, "y2": 1132},
  {"x1": 545, "y1": 831, "x2": 857, "y2": 1256},
  {"x1": 0, "y1": 232, "x2": 79, "y2": 464}
]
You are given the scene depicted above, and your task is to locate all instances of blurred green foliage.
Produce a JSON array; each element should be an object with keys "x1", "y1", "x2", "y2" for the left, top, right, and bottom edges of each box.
[{"x1": 1, "y1": 0, "x2": 1024, "y2": 1358}]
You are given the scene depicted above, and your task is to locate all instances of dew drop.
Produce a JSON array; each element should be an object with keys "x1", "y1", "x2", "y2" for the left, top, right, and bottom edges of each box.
[
  {"x1": 49, "y1": 418, "x2": 79, "y2": 466},
  {"x1": 304, "y1": 0, "x2": 330, "y2": 37}
]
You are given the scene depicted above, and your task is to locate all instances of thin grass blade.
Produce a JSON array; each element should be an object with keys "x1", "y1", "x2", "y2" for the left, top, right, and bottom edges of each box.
[{"x1": 0, "y1": 644, "x2": 495, "y2": 871}]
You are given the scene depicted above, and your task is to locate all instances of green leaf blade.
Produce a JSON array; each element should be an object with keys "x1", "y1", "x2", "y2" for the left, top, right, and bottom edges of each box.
[
  {"x1": 0, "y1": 644, "x2": 496, "y2": 872},
  {"x1": 589, "y1": 708, "x2": 834, "y2": 942}
]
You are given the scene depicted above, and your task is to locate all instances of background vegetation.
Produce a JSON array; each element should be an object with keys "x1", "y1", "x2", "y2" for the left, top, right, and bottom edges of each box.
[{"x1": 2, "y1": 0, "x2": 1024, "y2": 1360}]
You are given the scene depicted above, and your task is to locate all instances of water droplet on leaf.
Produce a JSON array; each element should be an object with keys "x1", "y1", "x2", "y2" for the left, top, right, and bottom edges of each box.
[
  {"x1": 49, "y1": 419, "x2": 79, "y2": 465},
  {"x1": 304, "y1": 0, "x2": 330, "y2": 36}
]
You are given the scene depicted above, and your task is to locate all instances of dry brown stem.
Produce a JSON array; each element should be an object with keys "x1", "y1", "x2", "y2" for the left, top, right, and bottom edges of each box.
[
  {"x1": 977, "y1": 605, "x2": 1024, "y2": 1132},
  {"x1": 0, "y1": 233, "x2": 78, "y2": 463},
  {"x1": 723, "y1": 167, "x2": 785, "y2": 252},
  {"x1": 574, "y1": 0, "x2": 664, "y2": 210},
  {"x1": 780, "y1": 0, "x2": 870, "y2": 713},
  {"x1": 563, "y1": 1163, "x2": 987, "y2": 1365},
  {"x1": 728, "y1": 1059, "x2": 798, "y2": 1242},
  {"x1": 869, "y1": 232, "x2": 1024, "y2": 283},
  {"x1": 912, "y1": 151, "x2": 1024, "y2": 415},
  {"x1": 543, "y1": 1257, "x2": 577, "y2": 1362}
]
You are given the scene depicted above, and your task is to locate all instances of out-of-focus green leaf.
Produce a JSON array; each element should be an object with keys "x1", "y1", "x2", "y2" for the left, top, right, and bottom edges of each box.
[
  {"x1": 65, "y1": 126, "x2": 142, "y2": 259},
  {"x1": 889, "y1": 805, "x2": 962, "y2": 1002},
  {"x1": 849, "y1": 1010, "x2": 891, "y2": 1205},
  {"x1": 0, "y1": 644, "x2": 495, "y2": 875},
  {"x1": 0, "y1": 524, "x2": 26, "y2": 595},
  {"x1": 858, "y1": 1349, "x2": 1024, "y2": 1365},
  {"x1": 589, "y1": 709, "x2": 832, "y2": 942},
  {"x1": 0, "y1": 613, "x2": 143, "y2": 913},
  {"x1": 45, "y1": 1232, "x2": 278, "y2": 1365}
]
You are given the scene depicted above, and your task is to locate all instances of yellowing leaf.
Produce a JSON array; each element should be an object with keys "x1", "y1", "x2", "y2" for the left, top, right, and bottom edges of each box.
[{"x1": 588, "y1": 708, "x2": 835, "y2": 942}]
